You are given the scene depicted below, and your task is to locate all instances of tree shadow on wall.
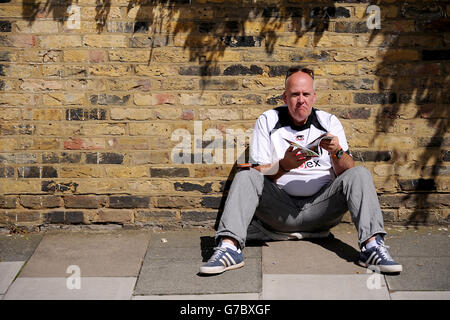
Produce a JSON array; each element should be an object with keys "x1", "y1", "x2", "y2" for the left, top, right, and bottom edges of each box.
[
  {"x1": 370, "y1": 1, "x2": 449, "y2": 226},
  {"x1": 21, "y1": 1, "x2": 449, "y2": 226},
  {"x1": 23, "y1": 1, "x2": 335, "y2": 81}
]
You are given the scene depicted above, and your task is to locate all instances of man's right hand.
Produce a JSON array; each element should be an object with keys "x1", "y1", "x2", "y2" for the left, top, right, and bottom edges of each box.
[{"x1": 279, "y1": 146, "x2": 312, "y2": 171}]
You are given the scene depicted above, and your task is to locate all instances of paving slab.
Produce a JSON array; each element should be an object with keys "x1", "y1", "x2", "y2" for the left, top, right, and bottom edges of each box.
[
  {"x1": 390, "y1": 291, "x2": 450, "y2": 300},
  {"x1": 383, "y1": 226, "x2": 450, "y2": 291},
  {"x1": 19, "y1": 231, "x2": 150, "y2": 277},
  {"x1": 0, "y1": 234, "x2": 43, "y2": 262},
  {"x1": 133, "y1": 293, "x2": 260, "y2": 300},
  {"x1": 262, "y1": 224, "x2": 363, "y2": 274},
  {"x1": 262, "y1": 274, "x2": 390, "y2": 300},
  {"x1": 134, "y1": 231, "x2": 262, "y2": 296},
  {"x1": 4, "y1": 277, "x2": 136, "y2": 300},
  {"x1": 0, "y1": 262, "x2": 24, "y2": 294}
]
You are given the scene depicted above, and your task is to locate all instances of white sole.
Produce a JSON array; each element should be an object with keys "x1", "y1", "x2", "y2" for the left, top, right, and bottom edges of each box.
[
  {"x1": 199, "y1": 261, "x2": 245, "y2": 275},
  {"x1": 358, "y1": 260, "x2": 403, "y2": 273}
]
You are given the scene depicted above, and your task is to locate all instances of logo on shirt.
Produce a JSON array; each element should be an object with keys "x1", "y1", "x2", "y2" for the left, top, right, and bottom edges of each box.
[{"x1": 295, "y1": 135, "x2": 304, "y2": 141}]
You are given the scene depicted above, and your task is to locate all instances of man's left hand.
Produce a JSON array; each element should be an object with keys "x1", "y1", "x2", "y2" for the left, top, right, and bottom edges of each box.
[{"x1": 320, "y1": 134, "x2": 340, "y2": 155}]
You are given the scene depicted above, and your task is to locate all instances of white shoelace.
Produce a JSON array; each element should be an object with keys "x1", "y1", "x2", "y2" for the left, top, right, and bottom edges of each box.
[
  {"x1": 208, "y1": 247, "x2": 227, "y2": 262},
  {"x1": 377, "y1": 243, "x2": 394, "y2": 261}
]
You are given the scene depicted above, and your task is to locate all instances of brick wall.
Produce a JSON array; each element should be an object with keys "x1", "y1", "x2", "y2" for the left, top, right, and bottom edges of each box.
[{"x1": 0, "y1": 0, "x2": 448, "y2": 232}]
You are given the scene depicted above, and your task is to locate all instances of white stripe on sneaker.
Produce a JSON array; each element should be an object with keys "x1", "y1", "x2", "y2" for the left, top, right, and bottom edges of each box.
[
  {"x1": 225, "y1": 252, "x2": 236, "y2": 265},
  {"x1": 222, "y1": 256, "x2": 231, "y2": 267},
  {"x1": 367, "y1": 252, "x2": 378, "y2": 265},
  {"x1": 220, "y1": 258, "x2": 228, "y2": 267}
]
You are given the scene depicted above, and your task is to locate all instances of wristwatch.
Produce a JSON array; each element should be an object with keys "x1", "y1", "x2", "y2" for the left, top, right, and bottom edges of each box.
[{"x1": 333, "y1": 148, "x2": 344, "y2": 159}]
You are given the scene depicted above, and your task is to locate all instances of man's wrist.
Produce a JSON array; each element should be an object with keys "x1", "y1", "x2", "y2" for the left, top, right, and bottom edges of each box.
[{"x1": 279, "y1": 160, "x2": 290, "y2": 172}]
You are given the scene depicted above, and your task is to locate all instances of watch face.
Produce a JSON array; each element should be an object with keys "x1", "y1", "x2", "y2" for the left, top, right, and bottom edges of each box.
[{"x1": 336, "y1": 149, "x2": 344, "y2": 159}]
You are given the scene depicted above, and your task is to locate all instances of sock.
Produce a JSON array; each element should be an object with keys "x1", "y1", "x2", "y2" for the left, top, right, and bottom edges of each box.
[
  {"x1": 219, "y1": 239, "x2": 240, "y2": 252},
  {"x1": 364, "y1": 238, "x2": 378, "y2": 249}
]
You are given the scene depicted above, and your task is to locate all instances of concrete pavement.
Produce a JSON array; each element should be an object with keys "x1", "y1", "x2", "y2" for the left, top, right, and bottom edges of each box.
[{"x1": 0, "y1": 223, "x2": 449, "y2": 300}]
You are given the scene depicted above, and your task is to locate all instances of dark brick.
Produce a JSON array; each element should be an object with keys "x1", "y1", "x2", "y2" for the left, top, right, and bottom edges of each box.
[
  {"x1": 133, "y1": 21, "x2": 149, "y2": 33},
  {"x1": 0, "y1": 166, "x2": 14, "y2": 178},
  {"x1": 18, "y1": 166, "x2": 40, "y2": 178},
  {"x1": 381, "y1": 210, "x2": 395, "y2": 222},
  {"x1": 45, "y1": 211, "x2": 65, "y2": 224},
  {"x1": 418, "y1": 18, "x2": 450, "y2": 33},
  {"x1": 174, "y1": 182, "x2": 213, "y2": 193},
  {"x1": 0, "y1": 0, "x2": 11, "y2": 3},
  {"x1": 0, "y1": 51, "x2": 11, "y2": 61},
  {"x1": 398, "y1": 179, "x2": 437, "y2": 191},
  {"x1": 352, "y1": 151, "x2": 392, "y2": 162},
  {"x1": 65, "y1": 211, "x2": 84, "y2": 224},
  {"x1": 442, "y1": 150, "x2": 450, "y2": 162},
  {"x1": 109, "y1": 196, "x2": 150, "y2": 208},
  {"x1": 268, "y1": 65, "x2": 290, "y2": 77},
  {"x1": 151, "y1": 167, "x2": 189, "y2": 177},
  {"x1": 19, "y1": 195, "x2": 60, "y2": 209},
  {"x1": 90, "y1": 94, "x2": 130, "y2": 105},
  {"x1": 86, "y1": 153, "x2": 124, "y2": 164},
  {"x1": 399, "y1": 93, "x2": 434, "y2": 105},
  {"x1": 401, "y1": 5, "x2": 443, "y2": 19},
  {"x1": 201, "y1": 197, "x2": 222, "y2": 209},
  {"x1": 334, "y1": 21, "x2": 368, "y2": 33},
  {"x1": 333, "y1": 78, "x2": 374, "y2": 90},
  {"x1": 0, "y1": 79, "x2": 4, "y2": 90},
  {"x1": 332, "y1": 107, "x2": 371, "y2": 119},
  {"x1": 379, "y1": 195, "x2": 403, "y2": 208},
  {"x1": 42, "y1": 152, "x2": 82, "y2": 164},
  {"x1": 262, "y1": 7, "x2": 281, "y2": 18},
  {"x1": 66, "y1": 108, "x2": 106, "y2": 121},
  {"x1": 41, "y1": 181, "x2": 79, "y2": 193},
  {"x1": 0, "y1": 196, "x2": 16, "y2": 209},
  {"x1": 311, "y1": 7, "x2": 351, "y2": 18},
  {"x1": 0, "y1": 21, "x2": 12, "y2": 32},
  {"x1": 221, "y1": 36, "x2": 263, "y2": 47},
  {"x1": 290, "y1": 50, "x2": 330, "y2": 62},
  {"x1": 0, "y1": 64, "x2": 6, "y2": 76},
  {"x1": 136, "y1": 210, "x2": 178, "y2": 219},
  {"x1": 354, "y1": 93, "x2": 396, "y2": 104},
  {"x1": 221, "y1": 94, "x2": 262, "y2": 105},
  {"x1": 180, "y1": 210, "x2": 217, "y2": 222},
  {"x1": 0, "y1": 123, "x2": 35, "y2": 135},
  {"x1": 42, "y1": 166, "x2": 57, "y2": 178},
  {"x1": 422, "y1": 50, "x2": 450, "y2": 61},
  {"x1": 285, "y1": 7, "x2": 303, "y2": 17},
  {"x1": 179, "y1": 66, "x2": 220, "y2": 76},
  {"x1": 223, "y1": 64, "x2": 263, "y2": 76},
  {"x1": 417, "y1": 137, "x2": 450, "y2": 148},
  {"x1": 198, "y1": 22, "x2": 216, "y2": 33},
  {"x1": 199, "y1": 79, "x2": 239, "y2": 90},
  {"x1": 266, "y1": 94, "x2": 283, "y2": 105},
  {"x1": 64, "y1": 195, "x2": 107, "y2": 209}
]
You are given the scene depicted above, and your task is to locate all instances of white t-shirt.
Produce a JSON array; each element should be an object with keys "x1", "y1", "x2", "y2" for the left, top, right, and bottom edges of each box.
[{"x1": 249, "y1": 106, "x2": 350, "y2": 197}]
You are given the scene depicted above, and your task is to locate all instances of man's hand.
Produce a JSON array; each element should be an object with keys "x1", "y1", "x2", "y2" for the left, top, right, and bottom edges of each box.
[
  {"x1": 319, "y1": 134, "x2": 340, "y2": 155},
  {"x1": 279, "y1": 146, "x2": 313, "y2": 171}
]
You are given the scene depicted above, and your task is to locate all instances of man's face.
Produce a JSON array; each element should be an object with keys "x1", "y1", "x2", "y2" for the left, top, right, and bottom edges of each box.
[{"x1": 283, "y1": 72, "x2": 316, "y2": 126}]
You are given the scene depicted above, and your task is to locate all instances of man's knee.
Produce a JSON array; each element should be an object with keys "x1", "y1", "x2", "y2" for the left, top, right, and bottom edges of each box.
[{"x1": 344, "y1": 166, "x2": 372, "y2": 181}]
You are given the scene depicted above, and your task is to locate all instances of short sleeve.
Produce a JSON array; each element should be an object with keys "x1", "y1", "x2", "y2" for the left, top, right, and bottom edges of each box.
[{"x1": 249, "y1": 114, "x2": 273, "y2": 165}]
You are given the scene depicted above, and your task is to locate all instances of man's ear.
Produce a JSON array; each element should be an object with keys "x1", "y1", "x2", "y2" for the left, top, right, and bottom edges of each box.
[{"x1": 283, "y1": 91, "x2": 287, "y2": 104}]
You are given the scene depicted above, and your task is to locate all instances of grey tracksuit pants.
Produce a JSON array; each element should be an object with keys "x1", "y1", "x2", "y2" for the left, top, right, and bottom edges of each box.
[{"x1": 216, "y1": 166, "x2": 386, "y2": 249}]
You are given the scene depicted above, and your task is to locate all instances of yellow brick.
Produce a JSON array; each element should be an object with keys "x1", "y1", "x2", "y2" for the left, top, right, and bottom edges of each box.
[
  {"x1": 0, "y1": 108, "x2": 21, "y2": 120},
  {"x1": 31, "y1": 138, "x2": 60, "y2": 150},
  {"x1": 179, "y1": 93, "x2": 218, "y2": 106},
  {"x1": 42, "y1": 92, "x2": 85, "y2": 106},
  {"x1": 65, "y1": 79, "x2": 106, "y2": 91},
  {"x1": 199, "y1": 108, "x2": 241, "y2": 121},
  {"x1": 243, "y1": 21, "x2": 285, "y2": 34},
  {"x1": 36, "y1": 123, "x2": 81, "y2": 136},
  {"x1": 63, "y1": 50, "x2": 89, "y2": 62},
  {"x1": 80, "y1": 123, "x2": 126, "y2": 136},
  {"x1": 0, "y1": 180, "x2": 41, "y2": 194},
  {"x1": 128, "y1": 180, "x2": 174, "y2": 194},
  {"x1": 380, "y1": 49, "x2": 420, "y2": 62},
  {"x1": 129, "y1": 123, "x2": 172, "y2": 136},
  {"x1": 0, "y1": 93, "x2": 38, "y2": 106},
  {"x1": 109, "y1": 50, "x2": 150, "y2": 62},
  {"x1": 107, "y1": 137, "x2": 149, "y2": 150},
  {"x1": 83, "y1": 35, "x2": 127, "y2": 48},
  {"x1": 60, "y1": 166, "x2": 104, "y2": 178},
  {"x1": 104, "y1": 166, "x2": 149, "y2": 178},
  {"x1": 81, "y1": 6, "x2": 123, "y2": 19},
  {"x1": 95, "y1": 209, "x2": 133, "y2": 224},
  {"x1": 315, "y1": 35, "x2": 355, "y2": 48},
  {"x1": 0, "y1": 6, "x2": 25, "y2": 18},
  {"x1": 15, "y1": 20, "x2": 61, "y2": 33},
  {"x1": 88, "y1": 65, "x2": 131, "y2": 77},
  {"x1": 30, "y1": 108, "x2": 63, "y2": 121},
  {"x1": 20, "y1": 79, "x2": 63, "y2": 92},
  {"x1": 134, "y1": 93, "x2": 176, "y2": 106},
  {"x1": 38, "y1": 35, "x2": 82, "y2": 49},
  {"x1": 0, "y1": 138, "x2": 17, "y2": 151},
  {"x1": 134, "y1": 65, "x2": 175, "y2": 77}
]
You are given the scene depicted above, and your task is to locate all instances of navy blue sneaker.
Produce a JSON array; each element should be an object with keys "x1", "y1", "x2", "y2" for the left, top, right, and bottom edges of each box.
[
  {"x1": 199, "y1": 247, "x2": 244, "y2": 275},
  {"x1": 359, "y1": 235, "x2": 402, "y2": 273}
]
